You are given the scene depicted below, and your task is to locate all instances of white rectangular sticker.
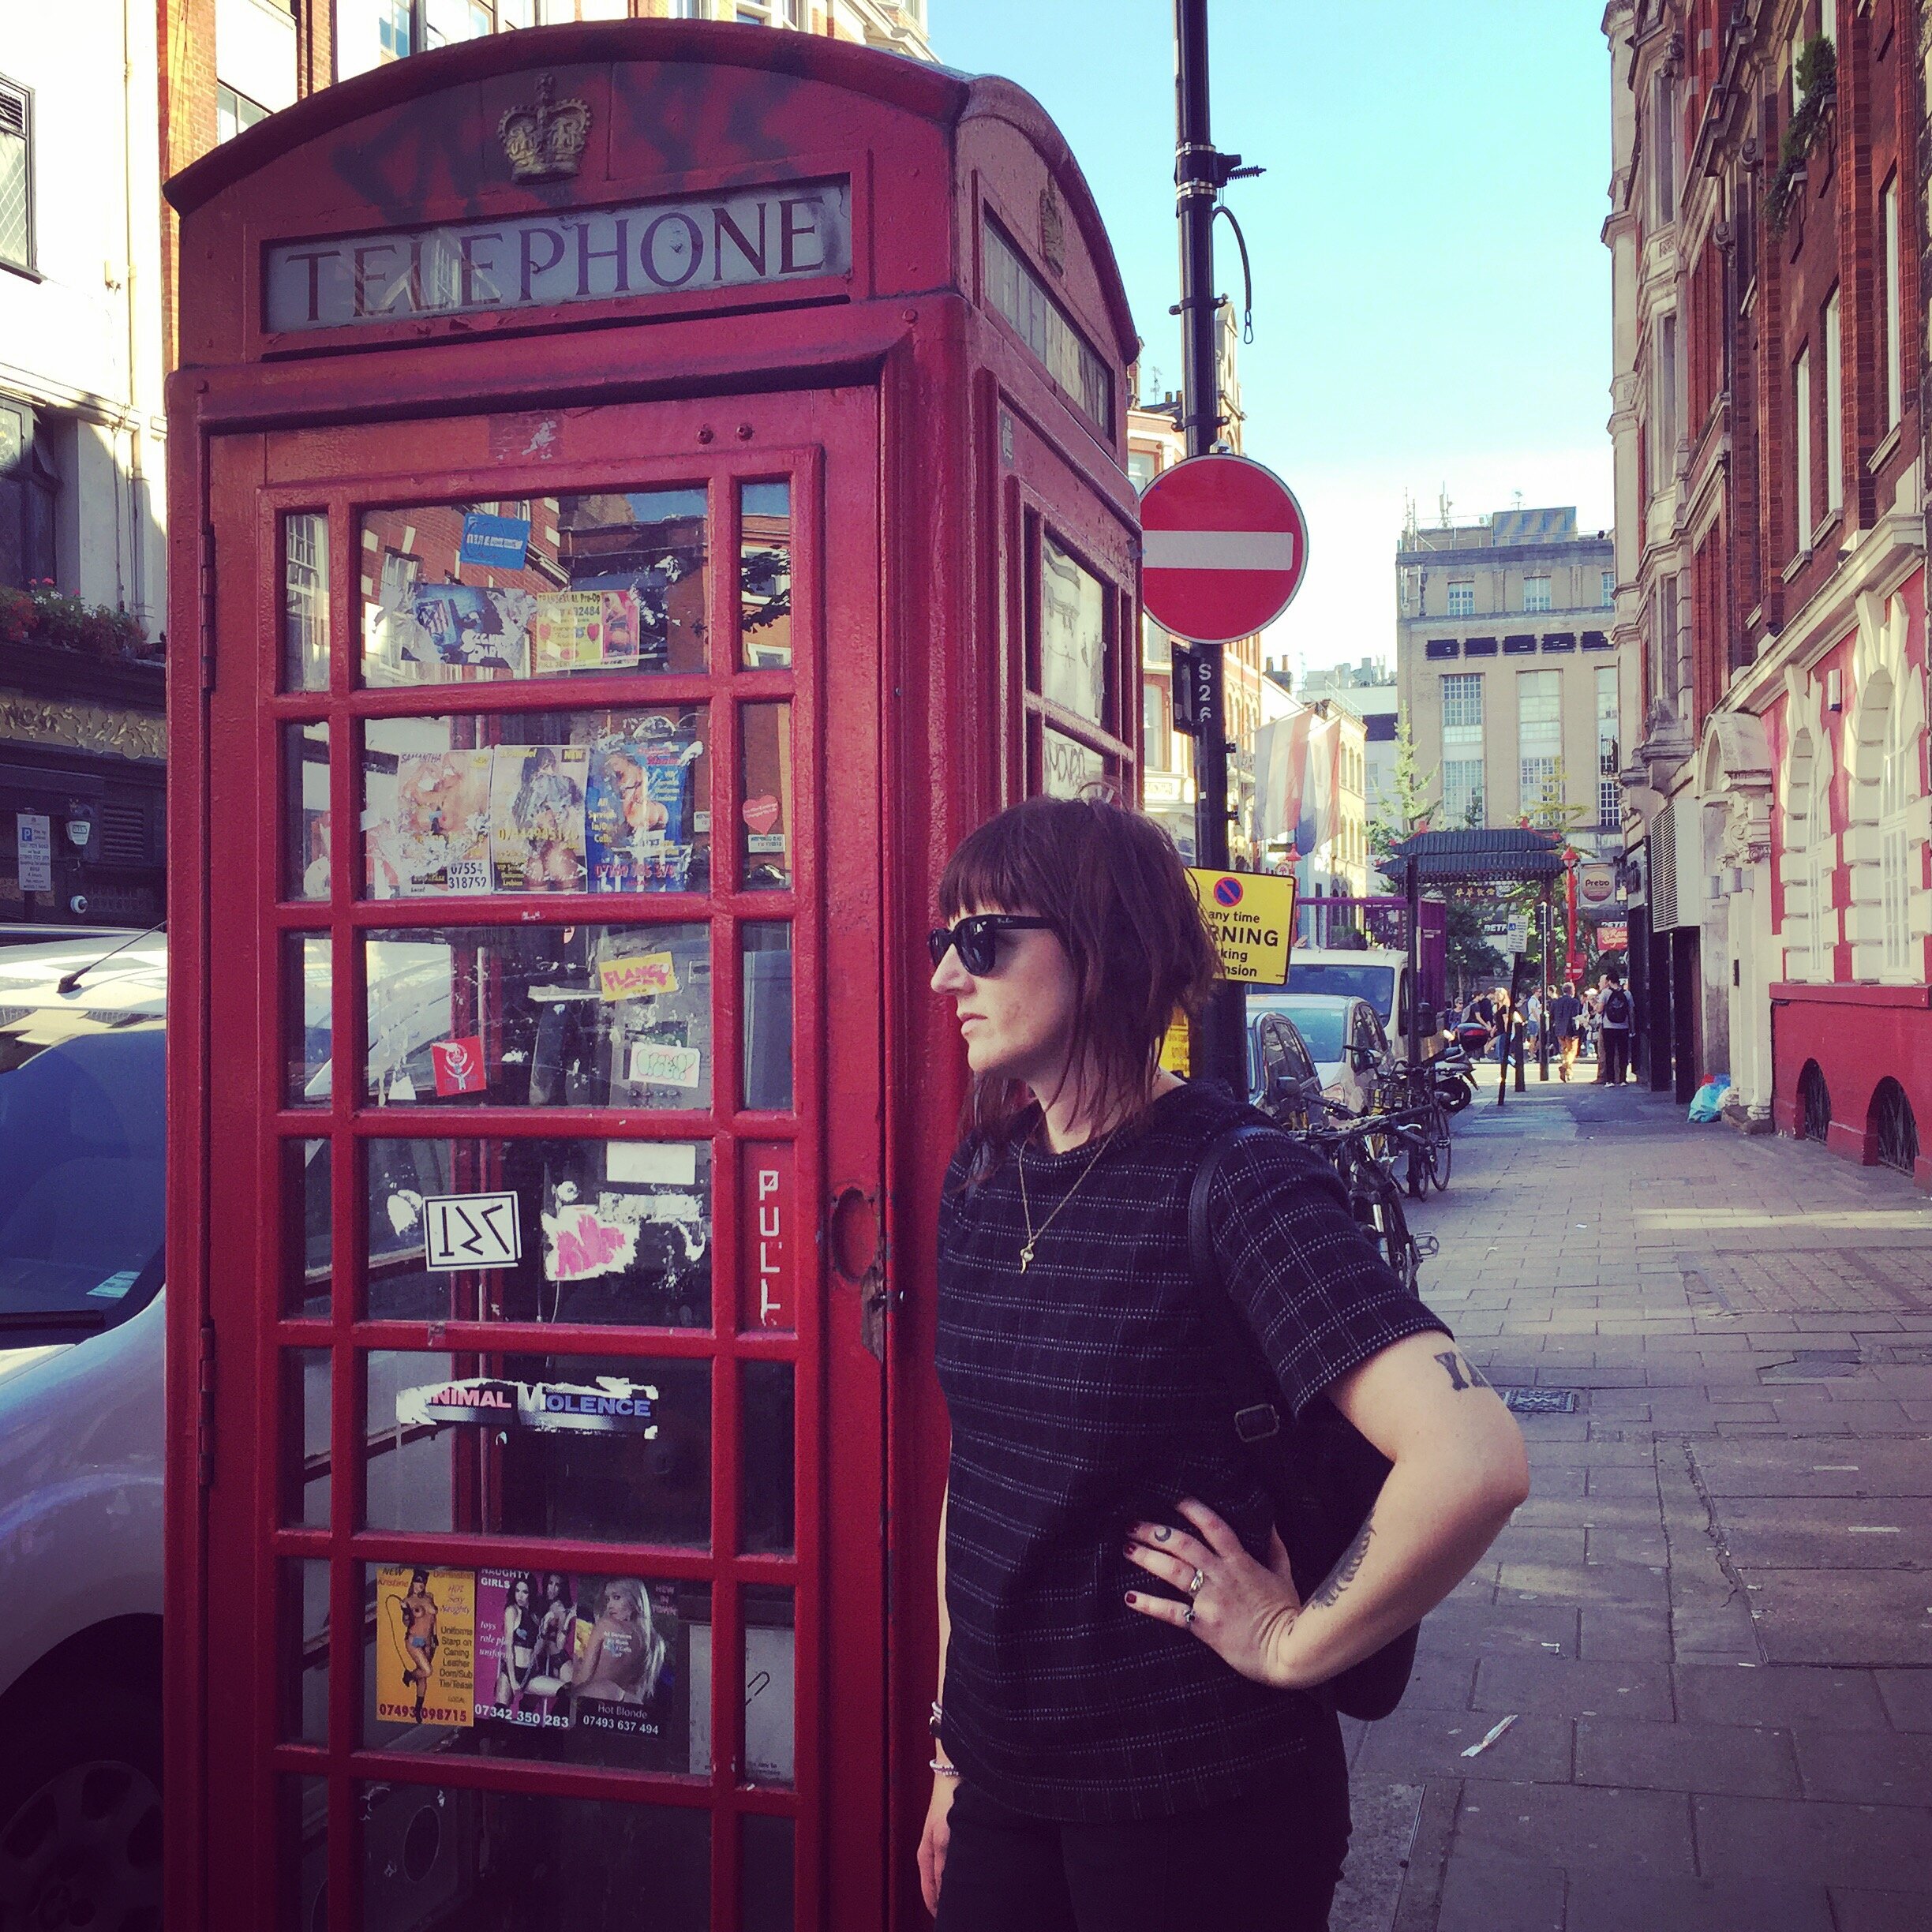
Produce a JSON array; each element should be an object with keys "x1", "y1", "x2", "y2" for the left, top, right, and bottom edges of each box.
[
  {"x1": 606, "y1": 1142, "x2": 699, "y2": 1187},
  {"x1": 15, "y1": 813, "x2": 51, "y2": 893},
  {"x1": 629, "y1": 1041, "x2": 703, "y2": 1088},
  {"x1": 422, "y1": 1192, "x2": 522, "y2": 1271}
]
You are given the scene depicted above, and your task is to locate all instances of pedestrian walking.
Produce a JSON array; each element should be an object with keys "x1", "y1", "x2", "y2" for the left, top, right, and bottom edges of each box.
[
  {"x1": 1597, "y1": 969, "x2": 1633, "y2": 1085},
  {"x1": 919, "y1": 794, "x2": 1530, "y2": 1932},
  {"x1": 1550, "y1": 979, "x2": 1584, "y2": 1082}
]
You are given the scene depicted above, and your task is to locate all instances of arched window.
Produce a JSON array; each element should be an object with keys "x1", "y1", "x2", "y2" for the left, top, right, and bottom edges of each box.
[
  {"x1": 1806, "y1": 753, "x2": 1834, "y2": 978},
  {"x1": 1881, "y1": 691, "x2": 1911, "y2": 975}
]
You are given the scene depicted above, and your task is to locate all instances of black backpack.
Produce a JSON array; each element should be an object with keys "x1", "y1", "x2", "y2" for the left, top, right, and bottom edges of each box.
[
  {"x1": 1186, "y1": 1121, "x2": 1420, "y2": 1721},
  {"x1": 1603, "y1": 987, "x2": 1632, "y2": 1025}
]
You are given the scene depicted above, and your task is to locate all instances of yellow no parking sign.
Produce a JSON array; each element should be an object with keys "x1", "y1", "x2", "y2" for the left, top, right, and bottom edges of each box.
[{"x1": 1185, "y1": 868, "x2": 1297, "y2": 984}]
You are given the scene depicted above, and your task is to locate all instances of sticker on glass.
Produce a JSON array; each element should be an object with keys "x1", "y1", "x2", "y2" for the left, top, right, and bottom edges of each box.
[
  {"x1": 586, "y1": 724, "x2": 702, "y2": 892},
  {"x1": 404, "y1": 584, "x2": 537, "y2": 676},
  {"x1": 628, "y1": 1040, "x2": 702, "y2": 1088},
  {"x1": 370, "y1": 749, "x2": 494, "y2": 897},
  {"x1": 529, "y1": 590, "x2": 642, "y2": 675},
  {"x1": 490, "y1": 746, "x2": 587, "y2": 891},
  {"x1": 421, "y1": 1191, "x2": 522, "y2": 1270},
  {"x1": 429, "y1": 1035, "x2": 487, "y2": 1096},
  {"x1": 395, "y1": 1372, "x2": 659, "y2": 1436},
  {"x1": 459, "y1": 510, "x2": 532, "y2": 571},
  {"x1": 597, "y1": 950, "x2": 676, "y2": 1001},
  {"x1": 374, "y1": 1564, "x2": 476, "y2": 1728}
]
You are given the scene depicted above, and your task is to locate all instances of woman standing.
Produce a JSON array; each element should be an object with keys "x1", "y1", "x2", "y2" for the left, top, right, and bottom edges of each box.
[{"x1": 919, "y1": 796, "x2": 1528, "y2": 1931}]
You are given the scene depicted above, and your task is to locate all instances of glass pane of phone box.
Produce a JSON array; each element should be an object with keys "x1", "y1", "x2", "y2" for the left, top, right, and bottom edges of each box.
[
  {"x1": 363, "y1": 1351, "x2": 710, "y2": 1547},
  {"x1": 365, "y1": 1138, "x2": 711, "y2": 1327},
  {"x1": 348, "y1": 1780, "x2": 709, "y2": 1932}
]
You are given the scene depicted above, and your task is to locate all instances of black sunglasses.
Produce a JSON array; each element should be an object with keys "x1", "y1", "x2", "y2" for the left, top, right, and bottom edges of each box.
[{"x1": 927, "y1": 915, "x2": 1054, "y2": 976}]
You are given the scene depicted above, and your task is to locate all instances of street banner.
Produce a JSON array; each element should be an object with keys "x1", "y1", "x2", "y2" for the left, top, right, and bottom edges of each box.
[{"x1": 1185, "y1": 868, "x2": 1296, "y2": 983}]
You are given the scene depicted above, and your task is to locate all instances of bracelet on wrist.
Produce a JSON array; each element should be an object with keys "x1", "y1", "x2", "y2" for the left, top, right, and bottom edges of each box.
[{"x1": 929, "y1": 1758, "x2": 961, "y2": 1778}]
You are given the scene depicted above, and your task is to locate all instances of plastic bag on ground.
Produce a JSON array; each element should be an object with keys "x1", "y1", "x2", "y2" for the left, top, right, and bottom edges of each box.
[{"x1": 1688, "y1": 1075, "x2": 1731, "y2": 1123}]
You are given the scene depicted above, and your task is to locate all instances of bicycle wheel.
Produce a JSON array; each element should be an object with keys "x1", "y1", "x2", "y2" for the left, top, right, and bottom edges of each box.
[{"x1": 1428, "y1": 1103, "x2": 1452, "y2": 1193}]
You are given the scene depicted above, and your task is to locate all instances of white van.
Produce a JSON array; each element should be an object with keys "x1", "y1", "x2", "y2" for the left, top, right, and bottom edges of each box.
[{"x1": 1266, "y1": 945, "x2": 1440, "y2": 1061}]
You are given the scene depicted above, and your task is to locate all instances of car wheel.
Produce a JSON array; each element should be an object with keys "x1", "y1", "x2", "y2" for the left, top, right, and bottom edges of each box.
[{"x1": 0, "y1": 1685, "x2": 162, "y2": 1932}]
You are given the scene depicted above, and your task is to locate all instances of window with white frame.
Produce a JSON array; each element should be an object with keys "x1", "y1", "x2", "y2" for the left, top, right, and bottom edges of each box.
[
  {"x1": 1447, "y1": 579, "x2": 1474, "y2": 617},
  {"x1": 1597, "y1": 665, "x2": 1620, "y2": 827},
  {"x1": 1822, "y1": 0, "x2": 1837, "y2": 47},
  {"x1": 1824, "y1": 290, "x2": 1844, "y2": 518},
  {"x1": 216, "y1": 84, "x2": 269, "y2": 144},
  {"x1": 0, "y1": 74, "x2": 33, "y2": 273},
  {"x1": 1523, "y1": 576, "x2": 1552, "y2": 614},
  {"x1": 1652, "y1": 70, "x2": 1676, "y2": 225},
  {"x1": 1658, "y1": 313, "x2": 1679, "y2": 468},
  {"x1": 1881, "y1": 687, "x2": 1912, "y2": 975},
  {"x1": 1441, "y1": 672, "x2": 1485, "y2": 824},
  {"x1": 1807, "y1": 754, "x2": 1834, "y2": 976},
  {"x1": 1601, "y1": 568, "x2": 1615, "y2": 608},
  {"x1": 1794, "y1": 346, "x2": 1814, "y2": 547},
  {"x1": 425, "y1": 0, "x2": 492, "y2": 44},
  {"x1": 1518, "y1": 668, "x2": 1563, "y2": 815},
  {"x1": 1883, "y1": 178, "x2": 1903, "y2": 430}
]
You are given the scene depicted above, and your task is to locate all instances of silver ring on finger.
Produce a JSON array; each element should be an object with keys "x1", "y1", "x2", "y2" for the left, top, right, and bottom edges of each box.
[
  {"x1": 1182, "y1": 1604, "x2": 1196, "y2": 1627},
  {"x1": 1188, "y1": 1567, "x2": 1207, "y2": 1600}
]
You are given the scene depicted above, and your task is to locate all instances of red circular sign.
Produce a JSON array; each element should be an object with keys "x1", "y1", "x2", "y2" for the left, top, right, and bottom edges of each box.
[{"x1": 1138, "y1": 453, "x2": 1309, "y2": 645}]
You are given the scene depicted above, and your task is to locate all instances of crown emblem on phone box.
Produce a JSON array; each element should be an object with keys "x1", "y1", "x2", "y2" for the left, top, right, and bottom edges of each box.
[{"x1": 500, "y1": 74, "x2": 591, "y2": 182}]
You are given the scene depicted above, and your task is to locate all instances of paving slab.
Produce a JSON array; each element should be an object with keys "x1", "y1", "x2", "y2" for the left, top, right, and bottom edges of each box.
[
  {"x1": 1432, "y1": 1855, "x2": 1566, "y2": 1932},
  {"x1": 1563, "y1": 1874, "x2": 1833, "y2": 1932},
  {"x1": 1691, "y1": 1792, "x2": 1932, "y2": 1887},
  {"x1": 1826, "y1": 1888, "x2": 1932, "y2": 1930},
  {"x1": 1471, "y1": 1656, "x2": 1672, "y2": 1721},
  {"x1": 1574, "y1": 1716, "x2": 1799, "y2": 1799},
  {"x1": 1790, "y1": 1728, "x2": 1932, "y2": 1805},
  {"x1": 1672, "y1": 1664, "x2": 1893, "y2": 1730},
  {"x1": 1451, "y1": 1782, "x2": 1694, "y2": 1874}
]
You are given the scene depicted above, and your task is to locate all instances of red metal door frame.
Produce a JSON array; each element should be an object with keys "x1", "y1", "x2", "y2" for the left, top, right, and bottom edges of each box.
[{"x1": 181, "y1": 384, "x2": 884, "y2": 1932}]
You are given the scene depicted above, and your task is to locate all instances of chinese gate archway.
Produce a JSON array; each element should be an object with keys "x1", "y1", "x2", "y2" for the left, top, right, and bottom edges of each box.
[{"x1": 163, "y1": 22, "x2": 1140, "y2": 1932}]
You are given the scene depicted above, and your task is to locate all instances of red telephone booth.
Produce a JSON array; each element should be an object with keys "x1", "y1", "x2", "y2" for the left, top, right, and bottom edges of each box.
[{"x1": 163, "y1": 23, "x2": 1141, "y2": 1931}]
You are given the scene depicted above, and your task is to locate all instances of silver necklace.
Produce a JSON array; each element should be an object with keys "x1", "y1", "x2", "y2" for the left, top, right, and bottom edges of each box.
[{"x1": 1016, "y1": 1133, "x2": 1110, "y2": 1273}]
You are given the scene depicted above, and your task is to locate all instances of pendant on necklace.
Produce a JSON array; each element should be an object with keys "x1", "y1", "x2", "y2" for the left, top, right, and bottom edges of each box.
[{"x1": 1019, "y1": 1241, "x2": 1035, "y2": 1273}]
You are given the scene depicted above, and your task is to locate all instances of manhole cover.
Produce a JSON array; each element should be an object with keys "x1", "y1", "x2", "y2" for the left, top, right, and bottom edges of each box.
[
  {"x1": 1503, "y1": 1387, "x2": 1578, "y2": 1414},
  {"x1": 1757, "y1": 1350, "x2": 1863, "y2": 1383}
]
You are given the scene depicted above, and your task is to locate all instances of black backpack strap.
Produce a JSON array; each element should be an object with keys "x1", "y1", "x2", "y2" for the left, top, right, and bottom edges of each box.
[{"x1": 1187, "y1": 1122, "x2": 1296, "y2": 1453}]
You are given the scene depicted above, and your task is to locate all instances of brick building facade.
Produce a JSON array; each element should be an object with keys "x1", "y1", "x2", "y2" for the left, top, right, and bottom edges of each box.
[{"x1": 1605, "y1": 0, "x2": 1930, "y2": 1186}]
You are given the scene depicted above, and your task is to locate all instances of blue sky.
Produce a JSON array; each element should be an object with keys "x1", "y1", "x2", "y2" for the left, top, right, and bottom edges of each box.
[{"x1": 936, "y1": 0, "x2": 1616, "y2": 681}]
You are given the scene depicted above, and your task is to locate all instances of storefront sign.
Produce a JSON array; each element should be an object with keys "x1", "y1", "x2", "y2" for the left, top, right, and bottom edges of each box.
[
  {"x1": 1596, "y1": 922, "x2": 1629, "y2": 951},
  {"x1": 1577, "y1": 860, "x2": 1618, "y2": 908},
  {"x1": 265, "y1": 178, "x2": 853, "y2": 332},
  {"x1": 0, "y1": 693, "x2": 164, "y2": 762},
  {"x1": 1185, "y1": 867, "x2": 1297, "y2": 983},
  {"x1": 14, "y1": 813, "x2": 51, "y2": 893}
]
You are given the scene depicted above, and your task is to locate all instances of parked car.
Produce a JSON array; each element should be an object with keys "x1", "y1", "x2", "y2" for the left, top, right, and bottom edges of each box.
[
  {"x1": 1247, "y1": 1009, "x2": 1324, "y2": 1129},
  {"x1": 0, "y1": 932, "x2": 167, "y2": 1930},
  {"x1": 1246, "y1": 992, "x2": 1390, "y2": 1116}
]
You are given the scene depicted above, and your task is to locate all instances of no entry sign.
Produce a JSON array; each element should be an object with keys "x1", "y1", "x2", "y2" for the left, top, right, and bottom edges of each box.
[{"x1": 1140, "y1": 454, "x2": 1309, "y2": 644}]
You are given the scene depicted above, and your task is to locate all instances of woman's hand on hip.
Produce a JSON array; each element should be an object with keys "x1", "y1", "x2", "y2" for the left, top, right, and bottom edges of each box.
[
  {"x1": 917, "y1": 1773, "x2": 957, "y2": 1918},
  {"x1": 1124, "y1": 1499, "x2": 1302, "y2": 1688}
]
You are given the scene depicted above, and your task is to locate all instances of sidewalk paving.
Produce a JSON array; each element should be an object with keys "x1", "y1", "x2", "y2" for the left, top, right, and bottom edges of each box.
[{"x1": 1334, "y1": 1074, "x2": 1932, "y2": 1932}]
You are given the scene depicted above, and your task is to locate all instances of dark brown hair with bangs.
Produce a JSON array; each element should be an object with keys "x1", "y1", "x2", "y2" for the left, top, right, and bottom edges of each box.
[{"x1": 938, "y1": 793, "x2": 1221, "y2": 1169}]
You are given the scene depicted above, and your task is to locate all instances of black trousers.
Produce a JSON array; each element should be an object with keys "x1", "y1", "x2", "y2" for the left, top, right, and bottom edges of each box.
[
  {"x1": 1600, "y1": 1028, "x2": 1630, "y2": 1084},
  {"x1": 932, "y1": 1721, "x2": 1351, "y2": 1932}
]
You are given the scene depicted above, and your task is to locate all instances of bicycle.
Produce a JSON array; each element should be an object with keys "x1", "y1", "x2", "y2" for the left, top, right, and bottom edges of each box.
[
  {"x1": 1368, "y1": 1061, "x2": 1453, "y2": 1197},
  {"x1": 1301, "y1": 1110, "x2": 1434, "y2": 1292}
]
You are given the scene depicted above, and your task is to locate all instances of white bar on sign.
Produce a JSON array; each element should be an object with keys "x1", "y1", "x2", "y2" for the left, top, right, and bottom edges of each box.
[
  {"x1": 607, "y1": 1141, "x2": 699, "y2": 1187},
  {"x1": 1144, "y1": 530, "x2": 1299, "y2": 571}
]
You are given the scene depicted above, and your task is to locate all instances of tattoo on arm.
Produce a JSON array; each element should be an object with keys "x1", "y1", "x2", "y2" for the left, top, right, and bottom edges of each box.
[
  {"x1": 1309, "y1": 1522, "x2": 1372, "y2": 1608},
  {"x1": 1434, "y1": 1349, "x2": 1490, "y2": 1393}
]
